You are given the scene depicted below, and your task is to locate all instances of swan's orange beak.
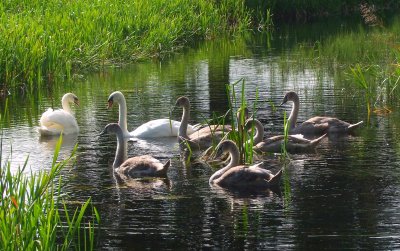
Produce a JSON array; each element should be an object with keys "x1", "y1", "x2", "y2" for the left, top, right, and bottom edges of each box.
[
  {"x1": 107, "y1": 100, "x2": 113, "y2": 109},
  {"x1": 74, "y1": 98, "x2": 80, "y2": 107}
]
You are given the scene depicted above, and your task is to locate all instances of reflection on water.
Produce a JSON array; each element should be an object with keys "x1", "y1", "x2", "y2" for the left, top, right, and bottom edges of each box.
[
  {"x1": 2, "y1": 20, "x2": 400, "y2": 250},
  {"x1": 39, "y1": 133, "x2": 78, "y2": 152}
]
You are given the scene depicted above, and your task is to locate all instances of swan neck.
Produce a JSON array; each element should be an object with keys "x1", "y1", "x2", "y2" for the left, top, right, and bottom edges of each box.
[
  {"x1": 118, "y1": 97, "x2": 129, "y2": 135},
  {"x1": 249, "y1": 119, "x2": 264, "y2": 144},
  {"x1": 179, "y1": 104, "x2": 190, "y2": 139},
  {"x1": 209, "y1": 144, "x2": 240, "y2": 184},
  {"x1": 61, "y1": 96, "x2": 72, "y2": 113},
  {"x1": 113, "y1": 131, "x2": 127, "y2": 168},
  {"x1": 288, "y1": 98, "x2": 299, "y2": 129}
]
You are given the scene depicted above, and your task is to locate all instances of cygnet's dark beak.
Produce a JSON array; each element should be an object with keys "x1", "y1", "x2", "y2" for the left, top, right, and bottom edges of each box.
[
  {"x1": 74, "y1": 98, "x2": 80, "y2": 107},
  {"x1": 98, "y1": 128, "x2": 107, "y2": 137},
  {"x1": 280, "y1": 98, "x2": 287, "y2": 106},
  {"x1": 107, "y1": 100, "x2": 113, "y2": 109}
]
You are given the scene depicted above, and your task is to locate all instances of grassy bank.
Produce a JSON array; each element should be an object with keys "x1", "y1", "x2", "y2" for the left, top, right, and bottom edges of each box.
[{"x1": 0, "y1": 0, "x2": 252, "y2": 90}]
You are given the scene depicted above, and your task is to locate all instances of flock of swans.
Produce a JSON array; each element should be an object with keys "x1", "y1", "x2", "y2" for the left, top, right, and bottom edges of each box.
[{"x1": 38, "y1": 91, "x2": 363, "y2": 190}]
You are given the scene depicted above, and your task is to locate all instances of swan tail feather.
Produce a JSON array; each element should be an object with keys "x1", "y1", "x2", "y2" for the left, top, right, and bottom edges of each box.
[
  {"x1": 191, "y1": 123, "x2": 203, "y2": 131},
  {"x1": 348, "y1": 120, "x2": 363, "y2": 132},
  {"x1": 163, "y1": 159, "x2": 171, "y2": 169},
  {"x1": 38, "y1": 119, "x2": 65, "y2": 136},
  {"x1": 268, "y1": 169, "x2": 283, "y2": 186},
  {"x1": 310, "y1": 133, "x2": 327, "y2": 147}
]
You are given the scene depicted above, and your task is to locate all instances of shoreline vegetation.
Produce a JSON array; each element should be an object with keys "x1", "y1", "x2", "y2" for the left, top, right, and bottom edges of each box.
[
  {"x1": 1, "y1": 0, "x2": 399, "y2": 91},
  {"x1": 0, "y1": 134, "x2": 99, "y2": 250},
  {"x1": 0, "y1": 0, "x2": 252, "y2": 90}
]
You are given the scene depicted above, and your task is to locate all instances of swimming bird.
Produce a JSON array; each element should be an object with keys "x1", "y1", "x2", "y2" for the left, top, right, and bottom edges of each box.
[
  {"x1": 245, "y1": 119, "x2": 327, "y2": 153},
  {"x1": 107, "y1": 91, "x2": 197, "y2": 138},
  {"x1": 39, "y1": 93, "x2": 79, "y2": 136},
  {"x1": 100, "y1": 123, "x2": 170, "y2": 180},
  {"x1": 281, "y1": 91, "x2": 363, "y2": 136},
  {"x1": 175, "y1": 96, "x2": 230, "y2": 150},
  {"x1": 209, "y1": 140, "x2": 282, "y2": 188}
]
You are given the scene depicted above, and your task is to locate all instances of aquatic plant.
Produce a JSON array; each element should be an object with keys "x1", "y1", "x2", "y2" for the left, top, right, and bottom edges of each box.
[
  {"x1": 281, "y1": 111, "x2": 290, "y2": 160},
  {"x1": 281, "y1": 111, "x2": 292, "y2": 209},
  {"x1": 225, "y1": 78, "x2": 257, "y2": 165},
  {"x1": 0, "y1": 101, "x2": 99, "y2": 250},
  {"x1": 349, "y1": 64, "x2": 373, "y2": 118},
  {"x1": 0, "y1": 137, "x2": 99, "y2": 250}
]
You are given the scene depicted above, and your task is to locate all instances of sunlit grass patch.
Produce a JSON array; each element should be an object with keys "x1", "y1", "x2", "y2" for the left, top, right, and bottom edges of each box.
[{"x1": 0, "y1": 0, "x2": 252, "y2": 89}]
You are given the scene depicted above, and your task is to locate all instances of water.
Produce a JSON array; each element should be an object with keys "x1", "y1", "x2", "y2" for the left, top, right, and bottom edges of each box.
[{"x1": 2, "y1": 20, "x2": 400, "y2": 250}]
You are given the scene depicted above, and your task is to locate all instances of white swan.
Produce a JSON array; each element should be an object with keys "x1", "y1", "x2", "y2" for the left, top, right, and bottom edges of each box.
[
  {"x1": 107, "y1": 91, "x2": 197, "y2": 138},
  {"x1": 281, "y1": 91, "x2": 363, "y2": 136},
  {"x1": 38, "y1": 93, "x2": 79, "y2": 136},
  {"x1": 100, "y1": 123, "x2": 170, "y2": 180},
  {"x1": 209, "y1": 140, "x2": 282, "y2": 188}
]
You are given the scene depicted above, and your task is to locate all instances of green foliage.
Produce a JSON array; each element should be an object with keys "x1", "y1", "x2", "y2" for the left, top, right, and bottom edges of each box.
[
  {"x1": 349, "y1": 64, "x2": 372, "y2": 117},
  {"x1": 225, "y1": 78, "x2": 257, "y2": 165},
  {"x1": 281, "y1": 111, "x2": 290, "y2": 160},
  {"x1": 0, "y1": 134, "x2": 99, "y2": 249},
  {"x1": 0, "y1": 0, "x2": 252, "y2": 89}
]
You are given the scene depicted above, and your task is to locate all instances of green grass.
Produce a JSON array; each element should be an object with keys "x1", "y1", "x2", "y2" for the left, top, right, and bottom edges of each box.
[
  {"x1": 0, "y1": 0, "x2": 252, "y2": 90},
  {"x1": 0, "y1": 101, "x2": 99, "y2": 250}
]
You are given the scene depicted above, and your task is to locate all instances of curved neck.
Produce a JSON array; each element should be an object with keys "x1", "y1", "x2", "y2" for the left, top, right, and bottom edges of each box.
[
  {"x1": 209, "y1": 143, "x2": 240, "y2": 184},
  {"x1": 288, "y1": 97, "x2": 299, "y2": 130},
  {"x1": 246, "y1": 119, "x2": 264, "y2": 144},
  {"x1": 179, "y1": 104, "x2": 190, "y2": 139},
  {"x1": 113, "y1": 129, "x2": 127, "y2": 168},
  {"x1": 117, "y1": 97, "x2": 129, "y2": 135},
  {"x1": 61, "y1": 96, "x2": 72, "y2": 114}
]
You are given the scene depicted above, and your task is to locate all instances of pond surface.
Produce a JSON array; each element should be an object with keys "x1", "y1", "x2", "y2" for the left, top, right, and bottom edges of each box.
[{"x1": 2, "y1": 19, "x2": 400, "y2": 250}]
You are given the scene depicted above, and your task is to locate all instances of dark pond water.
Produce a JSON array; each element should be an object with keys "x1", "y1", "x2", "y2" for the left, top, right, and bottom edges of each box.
[{"x1": 2, "y1": 19, "x2": 400, "y2": 250}]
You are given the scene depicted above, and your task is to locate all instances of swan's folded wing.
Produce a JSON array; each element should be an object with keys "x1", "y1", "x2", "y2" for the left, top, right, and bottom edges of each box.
[
  {"x1": 40, "y1": 108, "x2": 78, "y2": 133},
  {"x1": 132, "y1": 119, "x2": 182, "y2": 137},
  {"x1": 287, "y1": 134, "x2": 312, "y2": 143},
  {"x1": 263, "y1": 135, "x2": 285, "y2": 144},
  {"x1": 119, "y1": 155, "x2": 163, "y2": 176},
  {"x1": 220, "y1": 166, "x2": 273, "y2": 185}
]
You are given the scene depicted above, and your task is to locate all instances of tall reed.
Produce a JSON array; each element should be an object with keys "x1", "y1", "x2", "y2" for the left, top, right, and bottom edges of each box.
[
  {"x1": 281, "y1": 111, "x2": 290, "y2": 160},
  {"x1": 0, "y1": 0, "x2": 252, "y2": 89},
  {"x1": 281, "y1": 111, "x2": 292, "y2": 209},
  {"x1": 225, "y1": 78, "x2": 257, "y2": 165},
  {"x1": 349, "y1": 64, "x2": 372, "y2": 118},
  {"x1": 0, "y1": 102, "x2": 99, "y2": 250}
]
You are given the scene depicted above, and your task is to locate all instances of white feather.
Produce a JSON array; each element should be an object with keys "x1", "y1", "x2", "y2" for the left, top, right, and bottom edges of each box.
[{"x1": 38, "y1": 93, "x2": 79, "y2": 136}]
